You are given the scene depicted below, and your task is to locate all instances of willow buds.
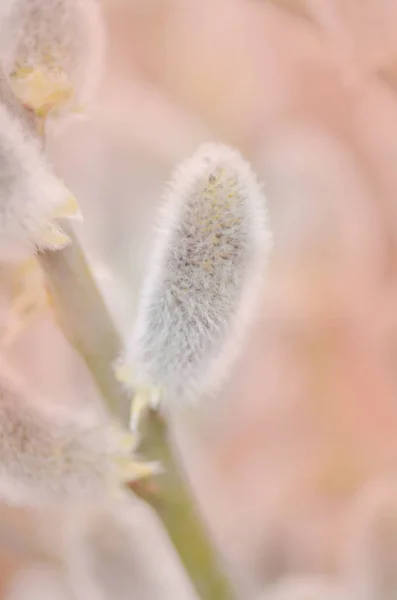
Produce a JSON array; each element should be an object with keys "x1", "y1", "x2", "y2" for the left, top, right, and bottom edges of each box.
[
  {"x1": 116, "y1": 142, "x2": 272, "y2": 413},
  {"x1": 0, "y1": 102, "x2": 82, "y2": 260},
  {"x1": 0, "y1": 366, "x2": 160, "y2": 506},
  {"x1": 0, "y1": 0, "x2": 106, "y2": 130}
]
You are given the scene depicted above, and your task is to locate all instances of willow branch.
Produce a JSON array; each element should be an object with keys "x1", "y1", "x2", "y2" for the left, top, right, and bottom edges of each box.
[
  {"x1": 38, "y1": 224, "x2": 130, "y2": 423},
  {"x1": 37, "y1": 225, "x2": 236, "y2": 600}
]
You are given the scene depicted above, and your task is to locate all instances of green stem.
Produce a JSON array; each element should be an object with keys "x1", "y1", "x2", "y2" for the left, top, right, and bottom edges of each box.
[
  {"x1": 37, "y1": 226, "x2": 236, "y2": 600},
  {"x1": 38, "y1": 223, "x2": 129, "y2": 423},
  {"x1": 137, "y1": 411, "x2": 236, "y2": 600}
]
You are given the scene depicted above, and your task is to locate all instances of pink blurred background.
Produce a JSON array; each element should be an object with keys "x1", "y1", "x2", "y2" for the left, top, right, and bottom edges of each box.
[{"x1": 4, "y1": 0, "x2": 397, "y2": 597}]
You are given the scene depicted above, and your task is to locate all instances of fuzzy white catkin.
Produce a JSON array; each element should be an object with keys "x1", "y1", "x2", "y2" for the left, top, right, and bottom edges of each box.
[
  {"x1": 0, "y1": 0, "x2": 106, "y2": 118},
  {"x1": 0, "y1": 101, "x2": 72, "y2": 260},
  {"x1": 0, "y1": 368, "x2": 129, "y2": 506},
  {"x1": 118, "y1": 142, "x2": 272, "y2": 408}
]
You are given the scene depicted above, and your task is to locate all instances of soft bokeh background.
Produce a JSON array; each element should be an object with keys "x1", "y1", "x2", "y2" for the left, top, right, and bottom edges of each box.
[{"x1": 3, "y1": 0, "x2": 397, "y2": 597}]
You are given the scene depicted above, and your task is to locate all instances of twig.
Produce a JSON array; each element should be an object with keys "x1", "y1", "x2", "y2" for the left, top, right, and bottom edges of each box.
[
  {"x1": 38, "y1": 224, "x2": 130, "y2": 423},
  {"x1": 37, "y1": 225, "x2": 237, "y2": 600}
]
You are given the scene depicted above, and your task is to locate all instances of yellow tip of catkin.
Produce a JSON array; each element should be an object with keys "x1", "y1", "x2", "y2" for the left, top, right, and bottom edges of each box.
[
  {"x1": 10, "y1": 66, "x2": 74, "y2": 115},
  {"x1": 114, "y1": 362, "x2": 135, "y2": 387},
  {"x1": 51, "y1": 193, "x2": 83, "y2": 222},
  {"x1": 115, "y1": 456, "x2": 163, "y2": 483},
  {"x1": 129, "y1": 387, "x2": 162, "y2": 434},
  {"x1": 39, "y1": 226, "x2": 71, "y2": 249}
]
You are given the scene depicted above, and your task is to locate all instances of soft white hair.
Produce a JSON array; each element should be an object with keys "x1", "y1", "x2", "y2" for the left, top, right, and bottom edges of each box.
[
  {"x1": 0, "y1": 356, "x2": 135, "y2": 506},
  {"x1": 0, "y1": 0, "x2": 106, "y2": 113},
  {"x1": 118, "y1": 142, "x2": 272, "y2": 409},
  {"x1": 0, "y1": 102, "x2": 73, "y2": 260}
]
